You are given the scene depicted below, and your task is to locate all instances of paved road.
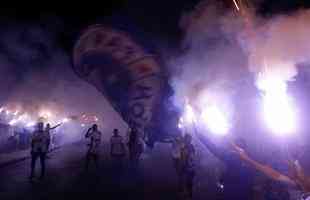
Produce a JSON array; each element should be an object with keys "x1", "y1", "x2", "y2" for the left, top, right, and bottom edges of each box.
[{"x1": 0, "y1": 142, "x2": 218, "y2": 200}]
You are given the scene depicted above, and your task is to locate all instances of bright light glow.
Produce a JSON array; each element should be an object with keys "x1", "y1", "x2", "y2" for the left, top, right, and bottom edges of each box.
[
  {"x1": 39, "y1": 110, "x2": 52, "y2": 119},
  {"x1": 8, "y1": 114, "x2": 27, "y2": 126},
  {"x1": 26, "y1": 122, "x2": 35, "y2": 127},
  {"x1": 62, "y1": 118, "x2": 70, "y2": 123},
  {"x1": 0, "y1": 104, "x2": 94, "y2": 129},
  {"x1": 9, "y1": 119, "x2": 18, "y2": 125},
  {"x1": 201, "y1": 105, "x2": 230, "y2": 135},
  {"x1": 178, "y1": 103, "x2": 196, "y2": 129},
  {"x1": 258, "y1": 76, "x2": 296, "y2": 135},
  {"x1": 178, "y1": 117, "x2": 184, "y2": 129},
  {"x1": 81, "y1": 123, "x2": 85, "y2": 127},
  {"x1": 184, "y1": 103, "x2": 195, "y2": 124}
]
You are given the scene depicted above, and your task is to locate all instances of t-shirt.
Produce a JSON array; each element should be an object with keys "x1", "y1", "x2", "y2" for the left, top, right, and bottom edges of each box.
[
  {"x1": 87, "y1": 130, "x2": 101, "y2": 154},
  {"x1": 31, "y1": 131, "x2": 49, "y2": 153},
  {"x1": 110, "y1": 135, "x2": 125, "y2": 155}
]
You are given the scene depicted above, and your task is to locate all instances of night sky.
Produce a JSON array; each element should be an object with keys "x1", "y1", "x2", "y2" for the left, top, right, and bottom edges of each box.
[{"x1": 1, "y1": 0, "x2": 310, "y2": 53}]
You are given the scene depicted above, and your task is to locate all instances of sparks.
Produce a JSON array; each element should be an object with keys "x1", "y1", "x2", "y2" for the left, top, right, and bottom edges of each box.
[{"x1": 233, "y1": 0, "x2": 240, "y2": 11}]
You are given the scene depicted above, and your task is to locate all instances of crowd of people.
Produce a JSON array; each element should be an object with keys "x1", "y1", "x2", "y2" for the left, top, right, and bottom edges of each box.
[
  {"x1": 28, "y1": 123, "x2": 144, "y2": 180},
  {"x1": 27, "y1": 121, "x2": 310, "y2": 200}
]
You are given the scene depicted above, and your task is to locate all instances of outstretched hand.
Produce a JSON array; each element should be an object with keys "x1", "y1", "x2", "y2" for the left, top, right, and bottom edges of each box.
[{"x1": 231, "y1": 142, "x2": 249, "y2": 161}]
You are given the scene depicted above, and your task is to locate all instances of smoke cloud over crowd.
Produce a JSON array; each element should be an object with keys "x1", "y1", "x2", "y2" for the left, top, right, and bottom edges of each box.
[
  {"x1": 166, "y1": 1, "x2": 310, "y2": 176},
  {"x1": 169, "y1": 0, "x2": 310, "y2": 134},
  {"x1": 0, "y1": 18, "x2": 126, "y2": 143}
]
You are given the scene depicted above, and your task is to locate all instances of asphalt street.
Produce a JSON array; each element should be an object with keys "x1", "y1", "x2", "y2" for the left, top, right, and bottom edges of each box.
[{"x1": 0, "y1": 141, "x2": 218, "y2": 200}]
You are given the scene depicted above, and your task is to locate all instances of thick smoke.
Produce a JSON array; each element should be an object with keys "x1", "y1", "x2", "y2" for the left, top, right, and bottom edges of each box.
[
  {"x1": 170, "y1": 0, "x2": 248, "y2": 122},
  {"x1": 245, "y1": 9, "x2": 310, "y2": 83},
  {"x1": 171, "y1": 0, "x2": 310, "y2": 127},
  {"x1": 168, "y1": 0, "x2": 310, "y2": 176},
  {"x1": 0, "y1": 19, "x2": 126, "y2": 143}
]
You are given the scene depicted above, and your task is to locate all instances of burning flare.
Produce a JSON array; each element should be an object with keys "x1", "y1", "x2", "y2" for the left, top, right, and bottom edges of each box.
[
  {"x1": 201, "y1": 105, "x2": 230, "y2": 135},
  {"x1": 257, "y1": 74, "x2": 296, "y2": 135},
  {"x1": 178, "y1": 103, "x2": 196, "y2": 129},
  {"x1": 178, "y1": 98, "x2": 230, "y2": 136}
]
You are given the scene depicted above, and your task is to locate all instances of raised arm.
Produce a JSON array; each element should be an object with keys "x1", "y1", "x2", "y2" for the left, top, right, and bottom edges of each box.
[
  {"x1": 287, "y1": 160, "x2": 310, "y2": 192},
  {"x1": 50, "y1": 123, "x2": 62, "y2": 130},
  {"x1": 232, "y1": 143, "x2": 297, "y2": 186}
]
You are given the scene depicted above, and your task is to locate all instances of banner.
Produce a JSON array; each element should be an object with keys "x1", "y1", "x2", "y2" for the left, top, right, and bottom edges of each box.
[{"x1": 73, "y1": 25, "x2": 167, "y2": 146}]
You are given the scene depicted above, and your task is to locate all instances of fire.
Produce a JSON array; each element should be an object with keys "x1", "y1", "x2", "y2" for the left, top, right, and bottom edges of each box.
[
  {"x1": 0, "y1": 105, "x2": 83, "y2": 128},
  {"x1": 9, "y1": 119, "x2": 18, "y2": 125},
  {"x1": 201, "y1": 105, "x2": 230, "y2": 135},
  {"x1": 13, "y1": 110, "x2": 19, "y2": 116},
  {"x1": 184, "y1": 103, "x2": 195, "y2": 124},
  {"x1": 178, "y1": 117, "x2": 184, "y2": 129},
  {"x1": 257, "y1": 75, "x2": 297, "y2": 135},
  {"x1": 178, "y1": 103, "x2": 195, "y2": 129},
  {"x1": 179, "y1": 97, "x2": 231, "y2": 136},
  {"x1": 26, "y1": 122, "x2": 35, "y2": 127},
  {"x1": 62, "y1": 118, "x2": 70, "y2": 123},
  {"x1": 39, "y1": 110, "x2": 53, "y2": 119}
]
